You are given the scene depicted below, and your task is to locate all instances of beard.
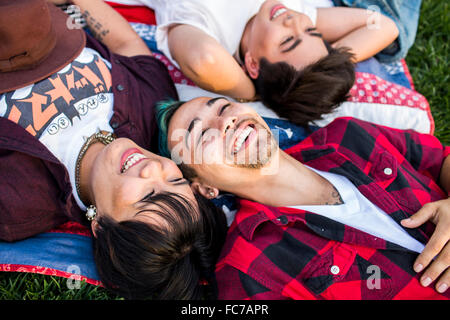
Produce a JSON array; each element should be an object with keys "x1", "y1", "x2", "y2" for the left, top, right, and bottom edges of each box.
[
  {"x1": 185, "y1": 117, "x2": 279, "y2": 170},
  {"x1": 228, "y1": 122, "x2": 278, "y2": 169}
]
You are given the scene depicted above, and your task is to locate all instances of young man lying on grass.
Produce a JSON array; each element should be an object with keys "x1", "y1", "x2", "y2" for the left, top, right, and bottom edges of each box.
[{"x1": 157, "y1": 97, "x2": 450, "y2": 299}]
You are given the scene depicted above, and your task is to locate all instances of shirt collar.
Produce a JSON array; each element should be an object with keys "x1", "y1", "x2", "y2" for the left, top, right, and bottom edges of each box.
[{"x1": 235, "y1": 199, "x2": 308, "y2": 241}]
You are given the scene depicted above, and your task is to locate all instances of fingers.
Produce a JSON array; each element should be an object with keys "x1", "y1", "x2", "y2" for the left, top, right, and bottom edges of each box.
[
  {"x1": 418, "y1": 241, "x2": 450, "y2": 293},
  {"x1": 414, "y1": 219, "x2": 450, "y2": 272},
  {"x1": 401, "y1": 202, "x2": 437, "y2": 229},
  {"x1": 403, "y1": 199, "x2": 450, "y2": 293},
  {"x1": 435, "y1": 268, "x2": 450, "y2": 293}
]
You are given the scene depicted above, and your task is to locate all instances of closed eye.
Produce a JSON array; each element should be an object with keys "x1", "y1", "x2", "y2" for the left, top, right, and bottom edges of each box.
[
  {"x1": 280, "y1": 36, "x2": 294, "y2": 47},
  {"x1": 140, "y1": 190, "x2": 155, "y2": 203},
  {"x1": 197, "y1": 128, "x2": 209, "y2": 147},
  {"x1": 170, "y1": 178, "x2": 189, "y2": 185},
  {"x1": 281, "y1": 38, "x2": 301, "y2": 53},
  {"x1": 218, "y1": 103, "x2": 231, "y2": 116},
  {"x1": 306, "y1": 27, "x2": 322, "y2": 38}
]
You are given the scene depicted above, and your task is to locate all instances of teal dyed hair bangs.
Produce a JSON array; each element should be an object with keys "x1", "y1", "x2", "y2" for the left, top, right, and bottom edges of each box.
[{"x1": 156, "y1": 99, "x2": 186, "y2": 158}]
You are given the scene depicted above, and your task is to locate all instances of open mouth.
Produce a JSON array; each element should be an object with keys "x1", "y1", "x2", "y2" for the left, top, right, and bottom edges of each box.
[
  {"x1": 232, "y1": 123, "x2": 256, "y2": 154},
  {"x1": 120, "y1": 148, "x2": 147, "y2": 173},
  {"x1": 270, "y1": 4, "x2": 287, "y2": 20}
]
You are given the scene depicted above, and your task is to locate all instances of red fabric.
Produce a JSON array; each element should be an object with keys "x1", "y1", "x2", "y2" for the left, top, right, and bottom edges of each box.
[
  {"x1": 48, "y1": 221, "x2": 91, "y2": 237},
  {"x1": 105, "y1": 1, "x2": 156, "y2": 24},
  {"x1": 0, "y1": 264, "x2": 101, "y2": 286},
  {"x1": 347, "y1": 72, "x2": 434, "y2": 135},
  {"x1": 400, "y1": 58, "x2": 415, "y2": 91},
  {"x1": 216, "y1": 117, "x2": 450, "y2": 300}
]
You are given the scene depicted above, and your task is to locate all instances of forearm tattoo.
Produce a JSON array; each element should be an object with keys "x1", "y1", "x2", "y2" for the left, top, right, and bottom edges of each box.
[
  {"x1": 82, "y1": 10, "x2": 110, "y2": 41},
  {"x1": 325, "y1": 186, "x2": 344, "y2": 205}
]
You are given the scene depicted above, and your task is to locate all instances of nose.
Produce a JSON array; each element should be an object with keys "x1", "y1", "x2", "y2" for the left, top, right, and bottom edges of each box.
[
  {"x1": 218, "y1": 115, "x2": 237, "y2": 135},
  {"x1": 283, "y1": 11, "x2": 307, "y2": 34},
  {"x1": 139, "y1": 158, "x2": 164, "y2": 180}
]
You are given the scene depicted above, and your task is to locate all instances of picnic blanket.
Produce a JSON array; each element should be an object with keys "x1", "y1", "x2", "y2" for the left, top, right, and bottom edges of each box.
[{"x1": 0, "y1": 3, "x2": 434, "y2": 288}]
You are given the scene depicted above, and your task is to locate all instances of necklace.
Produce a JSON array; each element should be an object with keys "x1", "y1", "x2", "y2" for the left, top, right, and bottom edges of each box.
[{"x1": 75, "y1": 131, "x2": 115, "y2": 206}]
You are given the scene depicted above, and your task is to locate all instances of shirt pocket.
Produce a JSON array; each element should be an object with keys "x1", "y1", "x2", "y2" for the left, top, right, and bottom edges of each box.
[
  {"x1": 301, "y1": 242, "x2": 398, "y2": 299},
  {"x1": 369, "y1": 150, "x2": 422, "y2": 213},
  {"x1": 368, "y1": 151, "x2": 398, "y2": 186},
  {"x1": 301, "y1": 242, "x2": 357, "y2": 296}
]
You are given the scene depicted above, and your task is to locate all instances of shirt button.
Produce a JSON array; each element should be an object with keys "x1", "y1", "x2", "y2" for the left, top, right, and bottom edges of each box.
[
  {"x1": 383, "y1": 167, "x2": 393, "y2": 175},
  {"x1": 111, "y1": 122, "x2": 119, "y2": 129},
  {"x1": 116, "y1": 84, "x2": 125, "y2": 91},
  {"x1": 330, "y1": 265, "x2": 340, "y2": 275}
]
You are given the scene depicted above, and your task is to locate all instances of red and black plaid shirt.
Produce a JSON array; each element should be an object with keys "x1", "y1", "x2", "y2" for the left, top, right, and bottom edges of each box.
[{"x1": 215, "y1": 117, "x2": 450, "y2": 300}]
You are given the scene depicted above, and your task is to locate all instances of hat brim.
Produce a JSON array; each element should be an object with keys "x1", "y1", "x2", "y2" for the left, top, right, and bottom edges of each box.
[{"x1": 0, "y1": 4, "x2": 86, "y2": 94}]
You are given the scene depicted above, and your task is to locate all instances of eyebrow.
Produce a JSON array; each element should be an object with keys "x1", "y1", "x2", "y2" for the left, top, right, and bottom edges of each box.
[
  {"x1": 206, "y1": 96, "x2": 228, "y2": 107},
  {"x1": 186, "y1": 117, "x2": 200, "y2": 148},
  {"x1": 281, "y1": 38, "x2": 301, "y2": 53}
]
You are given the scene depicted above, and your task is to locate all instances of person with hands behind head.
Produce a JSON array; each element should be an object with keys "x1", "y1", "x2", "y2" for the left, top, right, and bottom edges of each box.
[
  {"x1": 0, "y1": 0, "x2": 227, "y2": 300},
  {"x1": 139, "y1": 0, "x2": 411, "y2": 126}
]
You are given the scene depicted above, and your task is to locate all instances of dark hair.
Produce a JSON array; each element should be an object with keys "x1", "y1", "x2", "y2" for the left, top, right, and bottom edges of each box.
[
  {"x1": 254, "y1": 46, "x2": 355, "y2": 127},
  {"x1": 92, "y1": 192, "x2": 228, "y2": 300},
  {"x1": 178, "y1": 163, "x2": 198, "y2": 181},
  {"x1": 156, "y1": 100, "x2": 187, "y2": 159}
]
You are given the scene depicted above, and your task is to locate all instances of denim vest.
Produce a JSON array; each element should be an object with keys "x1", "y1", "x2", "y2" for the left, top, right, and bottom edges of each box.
[{"x1": 332, "y1": 0, "x2": 422, "y2": 63}]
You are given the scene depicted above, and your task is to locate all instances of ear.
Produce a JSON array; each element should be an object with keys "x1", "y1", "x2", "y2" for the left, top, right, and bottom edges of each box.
[
  {"x1": 244, "y1": 51, "x2": 260, "y2": 79},
  {"x1": 190, "y1": 181, "x2": 220, "y2": 199},
  {"x1": 90, "y1": 220, "x2": 99, "y2": 238}
]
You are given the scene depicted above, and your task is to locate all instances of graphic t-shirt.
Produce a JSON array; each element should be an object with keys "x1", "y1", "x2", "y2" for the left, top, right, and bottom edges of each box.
[{"x1": 0, "y1": 47, "x2": 114, "y2": 210}]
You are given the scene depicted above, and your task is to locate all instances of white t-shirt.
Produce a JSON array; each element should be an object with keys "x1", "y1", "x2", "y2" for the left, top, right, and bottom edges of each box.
[
  {"x1": 0, "y1": 48, "x2": 114, "y2": 210},
  {"x1": 141, "y1": 0, "x2": 321, "y2": 68},
  {"x1": 290, "y1": 167, "x2": 425, "y2": 253}
]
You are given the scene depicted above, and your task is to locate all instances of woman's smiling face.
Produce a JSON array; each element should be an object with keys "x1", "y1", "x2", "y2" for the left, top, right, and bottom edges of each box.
[{"x1": 89, "y1": 137, "x2": 195, "y2": 226}]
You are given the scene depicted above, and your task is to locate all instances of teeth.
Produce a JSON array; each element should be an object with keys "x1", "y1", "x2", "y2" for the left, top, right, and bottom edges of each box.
[
  {"x1": 233, "y1": 126, "x2": 254, "y2": 154},
  {"x1": 121, "y1": 153, "x2": 147, "y2": 173},
  {"x1": 272, "y1": 7, "x2": 287, "y2": 20}
]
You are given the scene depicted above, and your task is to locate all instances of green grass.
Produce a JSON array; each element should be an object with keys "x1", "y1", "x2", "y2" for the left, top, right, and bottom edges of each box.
[
  {"x1": 0, "y1": 0, "x2": 448, "y2": 300},
  {"x1": 0, "y1": 272, "x2": 121, "y2": 300},
  {"x1": 405, "y1": 0, "x2": 449, "y2": 144}
]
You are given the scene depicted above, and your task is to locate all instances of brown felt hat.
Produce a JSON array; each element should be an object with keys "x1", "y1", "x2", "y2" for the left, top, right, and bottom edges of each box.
[{"x1": 0, "y1": 0, "x2": 86, "y2": 94}]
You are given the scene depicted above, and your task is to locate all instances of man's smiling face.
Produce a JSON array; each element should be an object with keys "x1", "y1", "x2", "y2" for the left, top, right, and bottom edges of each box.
[
  {"x1": 166, "y1": 97, "x2": 279, "y2": 188},
  {"x1": 244, "y1": 0, "x2": 328, "y2": 78}
]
